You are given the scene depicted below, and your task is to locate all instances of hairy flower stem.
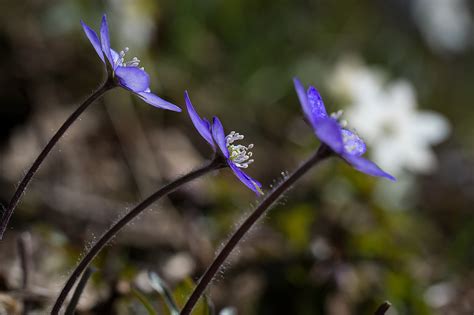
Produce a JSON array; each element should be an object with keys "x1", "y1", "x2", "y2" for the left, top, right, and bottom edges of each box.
[
  {"x1": 374, "y1": 301, "x2": 391, "y2": 315},
  {"x1": 180, "y1": 145, "x2": 332, "y2": 315},
  {"x1": 51, "y1": 157, "x2": 227, "y2": 315},
  {"x1": 0, "y1": 81, "x2": 115, "y2": 240},
  {"x1": 64, "y1": 267, "x2": 95, "y2": 315}
]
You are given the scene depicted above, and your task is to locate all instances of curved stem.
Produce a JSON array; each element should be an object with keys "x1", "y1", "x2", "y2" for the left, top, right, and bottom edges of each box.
[
  {"x1": 374, "y1": 301, "x2": 391, "y2": 315},
  {"x1": 180, "y1": 145, "x2": 331, "y2": 315},
  {"x1": 0, "y1": 81, "x2": 114, "y2": 240},
  {"x1": 51, "y1": 157, "x2": 227, "y2": 314},
  {"x1": 64, "y1": 267, "x2": 95, "y2": 315}
]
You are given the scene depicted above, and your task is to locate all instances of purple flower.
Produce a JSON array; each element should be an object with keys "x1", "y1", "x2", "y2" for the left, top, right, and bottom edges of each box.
[
  {"x1": 185, "y1": 91, "x2": 263, "y2": 195},
  {"x1": 293, "y1": 78, "x2": 396, "y2": 181},
  {"x1": 81, "y1": 14, "x2": 180, "y2": 112}
]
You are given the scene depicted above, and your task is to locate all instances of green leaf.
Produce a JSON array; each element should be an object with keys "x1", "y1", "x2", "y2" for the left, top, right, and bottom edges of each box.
[
  {"x1": 173, "y1": 278, "x2": 211, "y2": 315},
  {"x1": 148, "y1": 271, "x2": 180, "y2": 315},
  {"x1": 131, "y1": 287, "x2": 158, "y2": 315}
]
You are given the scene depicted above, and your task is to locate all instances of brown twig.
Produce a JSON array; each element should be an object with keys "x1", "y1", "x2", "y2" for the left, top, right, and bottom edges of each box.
[
  {"x1": 17, "y1": 232, "x2": 32, "y2": 290},
  {"x1": 17, "y1": 232, "x2": 33, "y2": 315},
  {"x1": 374, "y1": 301, "x2": 391, "y2": 315}
]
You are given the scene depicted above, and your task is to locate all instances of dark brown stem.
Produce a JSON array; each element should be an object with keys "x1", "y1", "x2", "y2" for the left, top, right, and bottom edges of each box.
[
  {"x1": 180, "y1": 145, "x2": 331, "y2": 315},
  {"x1": 374, "y1": 301, "x2": 391, "y2": 315},
  {"x1": 0, "y1": 82, "x2": 114, "y2": 240},
  {"x1": 64, "y1": 267, "x2": 96, "y2": 315},
  {"x1": 51, "y1": 157, "x2": 227, "y2": 314}
]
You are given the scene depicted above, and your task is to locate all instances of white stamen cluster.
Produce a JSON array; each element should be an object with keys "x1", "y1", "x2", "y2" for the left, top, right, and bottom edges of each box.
[
  {"x1": 226, "y1": 131, "x2": 255, "y2": 168},
  {"x1": 330, "y1": 109, "x2": 347, "y2": 127},
  {"x1": 117, "y1": 47, "x2": 144, "y2": 70},
  {"x1": 330, "y1": 109, "x2": 364, "y2": 155},
  {"x1": 342, "y1": 131, "x2": 359, "y2": 153}
]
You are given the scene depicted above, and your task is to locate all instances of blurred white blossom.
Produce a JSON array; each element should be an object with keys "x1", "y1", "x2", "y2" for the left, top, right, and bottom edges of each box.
[
  {"x1": 330, "y1": 58, "x2": 450, "y2": 176},
  {"x1": 109, "y1": 0, "x2": 157, "y2": 49},
  {"x1": 413, "y1": 0, "x2": 472, "y2": 54},
  {"x1": 424, "y1": 282, "x2": 456, "y2": 308},
  {"x1": 220, "y1": 307, "x2": 238, "y2": 315}
]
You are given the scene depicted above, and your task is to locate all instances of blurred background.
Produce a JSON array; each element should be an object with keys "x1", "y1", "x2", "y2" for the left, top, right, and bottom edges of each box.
[{"x1": 0, "y1": 0, "x2": 472, "y2": 314}]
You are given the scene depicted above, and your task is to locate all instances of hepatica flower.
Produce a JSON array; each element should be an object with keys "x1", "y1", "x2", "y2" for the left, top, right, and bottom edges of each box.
[
  {"x1": 81, "y1": 14, "x2": 180, "y2": 112},
  {"x1": 185, "y1": 92, "x2": 263, "y2": 195},
  {"x1": 293, "y1": 78, "x2": 395, "y2": 181},
  {"x1": 330, "y1": 58, "x2": 450, "y2": 175}
]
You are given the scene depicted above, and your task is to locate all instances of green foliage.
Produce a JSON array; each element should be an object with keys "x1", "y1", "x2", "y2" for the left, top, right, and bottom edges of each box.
[
  {"x1": 131, "y1": 288, "x2": 159, "y2": 315},
  {"x1": 173, "y1": 278, "x2": 211, "y2": 315},
  {"x1": 148, "y1": 271, "x2": 180, "y2": 315},
  {"x1": 275, "y1": 204, "x2": 315, "y2": 250}
]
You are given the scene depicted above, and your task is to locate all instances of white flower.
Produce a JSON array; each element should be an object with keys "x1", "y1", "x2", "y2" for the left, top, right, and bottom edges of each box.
[
  {"x1": 109, "y1": 0, "x2": 156, "y2": 49},
  {"x1": 413, "y1": 0, "x2": 472, "y2": 54},
  {"x1": 329, "y1": 58, "x2": 450, "y2": 176}
]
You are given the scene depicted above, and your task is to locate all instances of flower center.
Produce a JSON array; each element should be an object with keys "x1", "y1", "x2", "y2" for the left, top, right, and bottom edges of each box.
[
  {"x1": 381, "y1": 121, "x2": 397, "y2": 137},
  {"x1": 330, "y1": 109, "x2": 347, "y2": 127},
  {"x1": 226, "y1": 131, "x2": 255, "y2": 168},
  {"x1": 115, "y1": 47, "x2": 144, "y2": 69}
]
